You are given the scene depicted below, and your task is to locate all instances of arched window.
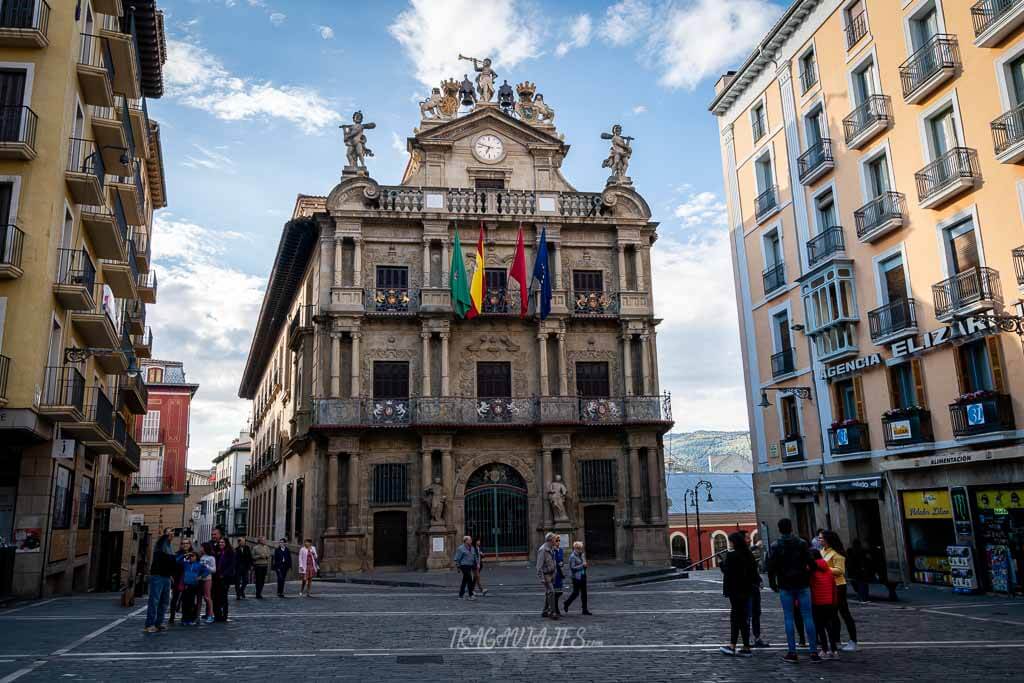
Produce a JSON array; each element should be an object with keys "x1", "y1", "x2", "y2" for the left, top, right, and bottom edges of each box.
[
  {"x1": 711, "y1": 531, "x2": 729, "y2": 566},
  {"x1": 671, "y1": 533, "x2": 688, "y2": 557}
]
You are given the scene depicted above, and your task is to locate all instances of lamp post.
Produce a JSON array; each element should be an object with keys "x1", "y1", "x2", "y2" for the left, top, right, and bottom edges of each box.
[{"x1": 689, "y1": 480, "x2": 714, "y2": 569}]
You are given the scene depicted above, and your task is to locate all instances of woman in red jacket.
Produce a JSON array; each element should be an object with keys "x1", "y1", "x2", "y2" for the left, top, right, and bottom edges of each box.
[{"x1": 809, "y1": 549, "x2": 840, "y2": 658}]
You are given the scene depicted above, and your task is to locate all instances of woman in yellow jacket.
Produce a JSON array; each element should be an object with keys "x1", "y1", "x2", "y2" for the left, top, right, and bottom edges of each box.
[{"x1": 820, "y1": 530, "x2": 858, "y2": 652}]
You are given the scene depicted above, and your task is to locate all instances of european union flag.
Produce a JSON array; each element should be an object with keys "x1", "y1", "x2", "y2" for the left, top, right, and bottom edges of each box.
[{"x1": 531, "y1": 225, "x2": 552, "y2": 320}]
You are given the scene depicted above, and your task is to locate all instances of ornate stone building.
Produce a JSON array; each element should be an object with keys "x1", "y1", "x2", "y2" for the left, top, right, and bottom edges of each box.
[{"x1": 240, "y1": 91, "x2": 671, "y2": 570}]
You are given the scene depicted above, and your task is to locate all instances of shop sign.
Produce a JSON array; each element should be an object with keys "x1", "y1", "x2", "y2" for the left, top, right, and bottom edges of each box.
[
  {"x1": 975, "y1": 489, "x2": 1024, "y2": 510},
  {"x1": 902, "y1": 489, "x2": 952, "y2": 519},
  {"x1": 823, "y1": 477, "x2": 881, "y2": 492},
  {"x1": 950, "y1": 486, "x2": 974, "y2": 542},
  {"x1": 784, "y1": 440, "x2": 801, "y2": 459},
  {"x1": 769, "y1": 481, "x2": 820, "y2": 495},
  {"x1": 888, "y1": 419, "x2": 913, "y2": 441},
  {"x1": 881, "y1": 447, "x2": 1024, "y2": 471},
  {"x1": 947, "y1": 545, "x2": 979, "y2": 591},
  {"x1": 819, "y1": 353, "x2": 881, "y2": 380},
  {"x1": 890, "y1": 316, "x2": 996, "y2": 360}
]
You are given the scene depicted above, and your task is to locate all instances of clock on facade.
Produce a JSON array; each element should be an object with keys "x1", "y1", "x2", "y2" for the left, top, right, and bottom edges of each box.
[{"x1": 473, "y1": 134, "x2": 504, "y2": 162}]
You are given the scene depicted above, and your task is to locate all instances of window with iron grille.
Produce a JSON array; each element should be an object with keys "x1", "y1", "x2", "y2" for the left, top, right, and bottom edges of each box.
[
  {"x1": 376, "y1": 265, "x2": 408, "y2": 289},
  {"x1": 476, "y1": 361, "x2": 511, "y2": 398},
  {"x1": 572, "y1": 270, "x2": 604, "y2": 293},
  {"x1": 576, "y1": 362, "x2": 610, "y2": 398},
  {"x1": 373, "y1": 361, "x2": 409, "y2": 399},
  {"x1": 285, "y1": 483, "x2": 293, "y2": 540},
  {"x1": 371, "y1": 463, "x2": 409, "y2": 504},
  {"x1": 579, "y1": 459, "x2": 617, "y2": 500},
  {"x1": 294, "y1": 478, "x2": 304, "y2": 540}
]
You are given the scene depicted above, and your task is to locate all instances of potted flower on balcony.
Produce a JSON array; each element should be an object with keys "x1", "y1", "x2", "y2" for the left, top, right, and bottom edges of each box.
[
  {"x1": 830, "y1": 417, "x2": 861, "y2": 430},
  {"x1": 954, "y1": 389, "x2": 998, "y2": 405},
  {"x1": 882, "y1": 405, "x2": 925, "y2": 419}
]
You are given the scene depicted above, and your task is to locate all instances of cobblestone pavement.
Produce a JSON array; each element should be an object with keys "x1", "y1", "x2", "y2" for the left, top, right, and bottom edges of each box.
[{"x1": 1, "y1": 576, "x2": 1023, "y2": 682}]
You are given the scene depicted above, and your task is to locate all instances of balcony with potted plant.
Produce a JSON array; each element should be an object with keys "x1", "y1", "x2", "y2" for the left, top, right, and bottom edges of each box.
[
  {"x1": 881, "y1": 405, "x2": 934, "y2": 448},
  {"x1": 949, "y1": 390, "x2": 1015, "y2": 439},
  {"x1": 828, "y1": 418, "x2": 870, "y2": 457}
]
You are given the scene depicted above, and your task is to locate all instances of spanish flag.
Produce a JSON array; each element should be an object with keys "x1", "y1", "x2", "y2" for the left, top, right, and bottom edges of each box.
[{"x1": 466, "y1": 222, "x2": 485, "y2": 319}]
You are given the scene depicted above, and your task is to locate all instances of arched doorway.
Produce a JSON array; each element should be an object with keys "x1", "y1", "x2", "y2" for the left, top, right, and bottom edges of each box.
[{"x1": 464, "y1": 464, "x2": 528, "y2": 558}]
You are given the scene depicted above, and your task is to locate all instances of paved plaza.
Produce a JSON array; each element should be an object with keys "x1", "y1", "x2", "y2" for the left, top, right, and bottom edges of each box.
[{"x1": 0, "y1": 574, "x2": 1022, "y2": 682}]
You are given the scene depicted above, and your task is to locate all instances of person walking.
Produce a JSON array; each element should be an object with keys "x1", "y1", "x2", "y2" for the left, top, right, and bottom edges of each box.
[
  {"x1": 251, "y1": 537, "x2": 271, "y2": 599},
  {"x1": 719, "y1": 531, "x2": 758, "y2": 657},
  {"x1": 821, "y1": 530, "x2": 858, "y2": 652},
  {"x1": 744, "y1": 532, "x2": 769, "y2": 648},
  {"x1": 767, "y1": 518, "x2": 820, "y2": 664},
  {"x1": 168, "y1": 537, "x2": 192, "y2": 625},
  {"x1": 198, "y1": 542, "x2": 216, "y2": 623},
  {"x1": 563, "y1": 541, "x2": 591, "y2": 615},
  {"x1": 273, "y1": 538, "x2": 292, "y2": 597},
  {"x1": 550, "y1": 535, "x2": 565, "y2": 619},
  {"x1": 235, "y1": 537, "x2": 253, "y2": 600},
  {"x1": 298, "y1": 539, "x2": 319, "y2": 597},
  {"x1": 810, "y1": 549, "x2": 840, "y2": 659},
  {"x1": 472, "y1": 538, "x2": 488, "y2": 596},
  {"x1": 143, "y1": 528, "x2": 176, "y2": 633},
  {"x1": 536, "y1": 532, "x2": 558, "y2": 620},
  {"x1": 212, "y1": 531, "x2": 236, "y2": 622},
  {"x1": 453, "y1": 536, "x2": 477, "y2": 601},
  {"x1": 177, "y1": 545, "x2": 208, "y2": 626}
]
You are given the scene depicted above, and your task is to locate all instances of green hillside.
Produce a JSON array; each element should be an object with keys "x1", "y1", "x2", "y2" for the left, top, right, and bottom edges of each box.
[{"x1": 663, "y1": 430, "x2": 752, "y2": 472}]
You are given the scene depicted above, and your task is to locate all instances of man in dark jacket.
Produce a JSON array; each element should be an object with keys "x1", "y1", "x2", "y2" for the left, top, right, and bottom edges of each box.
[
  {"x1": 211, "y1": 526, "x2": 235, "y2": 622},
  {"x1": 144, "y1": 528, "x2": 176, "y2": 633},
  {"x1": 766, "y1": 518, "x2": 820, "y2": 663},
  {"x1": 272, "y1": 538, "x2": 293, "y2": 597},
  {"x1": 235, "y1": 538, "x2": 253, "y2": 600}
]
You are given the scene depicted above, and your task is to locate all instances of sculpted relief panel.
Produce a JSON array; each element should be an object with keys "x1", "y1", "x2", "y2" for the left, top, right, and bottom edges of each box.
[{"x1": 361, "y1": 243, "x2": 423, "y2": 291}]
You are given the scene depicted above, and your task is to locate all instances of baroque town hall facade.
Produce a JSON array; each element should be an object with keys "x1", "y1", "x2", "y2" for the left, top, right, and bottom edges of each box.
[{"x1": 239, "y1": 87, "x2": 672, "y2": 570}]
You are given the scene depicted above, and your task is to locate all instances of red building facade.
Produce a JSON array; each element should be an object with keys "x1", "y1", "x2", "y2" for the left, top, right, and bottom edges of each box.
[{"x1": 132, "y1": 360, "x2": 199, "y2": 494}]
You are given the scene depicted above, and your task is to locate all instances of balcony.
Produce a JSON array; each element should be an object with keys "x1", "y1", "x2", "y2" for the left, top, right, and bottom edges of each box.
[
  {"x1": 844, "y1": 10, "x2": 868, "y2": 49},
  {"x1": 843, "y1": 95, "x2": 892, "y2": 151},
  {"x1": 53, "y1": 248, "x2": 97, "y2": 311},
  {"x1": 932, "y1": 267, "x2": 1003, "y2": 321},
  {"x1": 916, "y1": 147, "x2": 980, "y2": 209},
  {"x1": 370, "y1": 186, "x2": 608, "y2": 220},
  {"x1": 0, "y1": 105, "x2": 37, "y2": 160},
  {"x1": 868, "y1": 297, "x2": 918, "y2": 344},
  {"x1": 110, "y1": 413, "x2": 129, "y2": 461},
  {"x1": 572, "y1": 290, "x2": 618, "y2": 317},
  {"x1": 972, "y1": 0, "x2": 1024, "y2": 47},
  {"x1": 118, "y1": 372, "x2": 148, "y2": 415},
  {"x1": 65, "y1": 138, "x2": 106, "y2": 206},
  {"x1": 131, "y1": 226, "x2": 150, "y2": 272},
  {"x1": 107, "y1": 160, "x2": 145, "y2": 224},
  {"x1": 77, "y1": 33, "x2": 115, "y2": 107},
  {"x1": 829, "y1": 421, "x2": 871, "y2": 457},
  {"x1": 81, "y1": 199, "x2": 129, "y2": 261},
  {"x1": 882, "y1": 408, "x2": 934, "y2": 448},
  {"x1": 133, "y1": 327, "x2": 153, "y2": 359},
  {"x1": 122, "y1": 432, "x2": 140, "y2": 472},
  {"x1": 89, "y1": 103, "x2": 129, "y2": 165},
  {"x1": 100, "y1": 239, "x2": 139, "y2": 300},
  {"x1": 137, "y1": 269, "x2": 157, "y2": 304},
  {"x1": 798, "y1": 138, "x2": 834, "y2": 185},
  {"x1": 38, "y1": 366, "x2": 86, "y2": 422},
  {"x1": 0, "y1": 0, "x2": 50, "y2": 48},
  {"x1": 1014, "y1": 246, "x2": 1024, "y2": 287},
  {"x1": 125, "y1": 298, "x2": 146, "y2": 335},
  {"x1": 126, "y1": 97, "x2": 151, "y2": 160},
  {"x1": 61, "y1": 387, "x2": 114, "y2": 449},
  {"x1": 762, "y1": 262, "x2": 785, "y2": 296},
  {"x1": 781, "y1": 436, "x2": 804, "y2": 463},
  {"x1": 369, "y1": 287, "x2": 414, "y2": 315},
  {"x1": 69, "y1": 283, "x2": 122, "y2": 353},
  {"x1": 754, "y1": 185, "x2": 779, "y2": 222},
  {"x1": 130, "y1": 475, "x2": 175, "y2": 494},
  {"x1": 855, "y1": 191, "x2": 905, "y2": 243},
  {"x1": 480, "y1": 288, "x2": 523, "y2": 316},
  {"x1": 799, "y1": 62, "x2": 817, "y2": 94},
  {"x1": 950, "y1": 392, "x2": 1016, "y2": 439},
  {"x1": 99, "y1": 13, "x2": 142, "y2": 100},
  {"x1": 139, "y1": 425, "x2": 164, "y2": 444},
  {"x1": 806, "y1": 226, "x2": 845, "y2": 268},
  {"x1": 0, "y1": 224, "x2": 24, "y2": 279},
  {"x1": 0, "y1": 354, "x2": 8, "y2": 407},
  {"x1": 287, "y1": 304, "x2": 315, "y2": 350},
  {"x1": 991, "y1": 103, "x2": 1024, "y2": 163},
  {"x1": 771, "y1": 348, "x2": 796, "y2": 379},
  {"x1": 899, "y1": 34, "x2": 960, "y2": 104}
]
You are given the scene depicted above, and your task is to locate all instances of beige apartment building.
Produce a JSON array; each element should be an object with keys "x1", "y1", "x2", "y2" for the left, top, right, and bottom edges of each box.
[
  {"x1": 241, "y1": 90, "x2": 672, "y2": 571},
  {"x1": 713, "y1": 0, "x2": 1024, "y2": 593},
  {"x1": 0, "y1": 1, "x2": 167, "y2": 597}
]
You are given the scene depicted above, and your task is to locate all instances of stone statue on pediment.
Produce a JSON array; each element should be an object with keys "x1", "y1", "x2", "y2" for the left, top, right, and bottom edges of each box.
[
  {"x1": 424, "y1": 477, "x2": 447, "y2": 526},
  {"x1": 341, "y1": 111, "x2": 376, "y2": 171},
  {"x1": 547, "y1": 474, "x2": 569, "y2": 522},
  {"x1": 460, "y1": 54, "x2": 497, "y2": 102},
  {"x1": 601, "y1": 124, "x2": 633, "y2": 185}
]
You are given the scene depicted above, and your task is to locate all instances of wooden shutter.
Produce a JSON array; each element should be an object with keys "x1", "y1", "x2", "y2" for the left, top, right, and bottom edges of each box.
[
  {"x1": 953, "y1": 344, "x2": 967, "y2": 394},
  {"x1": 911, "y1": 359, "x2": 927, "y2": 408},
  {"x1": 886, "y1": 365, "x2": 900, "y2": 410},
  {"x1": 884, "y1": 264, "x2": 908, "y2": 302},
  {"x1": 853, "y1": 376, "x2": 866, "y2": 421},
  {"x1": 950, "y1": 230, "x2": 979, "y2": 274},
  {"x1": 987, "y1": 336, "x2": 1006, "y2": 393}
]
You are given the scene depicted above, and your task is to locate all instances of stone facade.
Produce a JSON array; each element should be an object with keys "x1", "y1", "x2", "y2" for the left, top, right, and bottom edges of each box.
[{"x1": 240, "y1": 103, "x2": 671, "y2": 570}]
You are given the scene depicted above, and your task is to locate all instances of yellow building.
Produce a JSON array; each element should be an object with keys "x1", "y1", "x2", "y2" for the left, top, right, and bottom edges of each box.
[
  {"x1": 0, "y1": 0, "x2": 167, "y2": 597},
  {"x1": 712, "y1": 0, "x2": 1024, "y2": 592}
]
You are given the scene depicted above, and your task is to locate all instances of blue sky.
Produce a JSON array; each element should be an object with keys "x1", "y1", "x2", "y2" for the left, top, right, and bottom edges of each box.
[{"x1": 150, "y1": 0, "x2": 787, "y2": 467}]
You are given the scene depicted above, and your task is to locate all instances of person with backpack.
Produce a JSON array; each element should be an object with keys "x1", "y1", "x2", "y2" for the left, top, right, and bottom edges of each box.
[
  {"x1": 767, "y1": 518, "x2": 821, "y2": 664},
  {"x1": 810, "y1": 549, "x2": 840, "y2": 659},
  {"x1": 144, "y1": 528, "x2": 177, "y2": 634},
  {"x1": 719, "y1": 531, "x2": 759, "y2": 657}
]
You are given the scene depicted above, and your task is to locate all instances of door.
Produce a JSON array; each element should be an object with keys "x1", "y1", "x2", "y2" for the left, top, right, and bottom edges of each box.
[
  {"x1": 1010, "y1": 54, "x2": 1024, "y2": 107},
  {"x1": 483, "y1": 268, "x2": 507, "y2": 312},
  {"x1": 850, "y1": 499, "x2": 886, "y2": 581},
  {"x1": 476, "y1": 361, "x2": 511, "y2": 398},
  {"x1": 372, "y1": 511, "x2": 407, "y2": 567},
  {"x1": 0, "y1": 70, "x2": 25, "y2": 142},
  {"x1": 805, "y1": 109, "x2": 823, "y2": 149},
  {"x1": 463, "y1": 464, "x2": 528, "y2": 558},
  {"x1": 794, "y1": 502, "x2": 816, "y2": 543},
  {"x1": 584, "y1": 505, "x2": 616, "y2": 560},
  {"x1": 756, "y1": 156, "x2": 773, "y2": 194}
]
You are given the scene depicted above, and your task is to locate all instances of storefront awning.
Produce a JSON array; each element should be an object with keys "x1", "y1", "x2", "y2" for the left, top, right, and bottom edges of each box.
[{"x1": 769, "y1": 475, "x2": 882, "y2": 496}]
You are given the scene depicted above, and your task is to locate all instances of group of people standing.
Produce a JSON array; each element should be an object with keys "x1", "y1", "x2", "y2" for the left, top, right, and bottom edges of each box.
[
  {"x1": 453, "y1": 536, "x2": 490, "y2": 601},
  {"x1": 719, "y1": 518, "x2": 860, "y2": 663},
  {"x1": 536, "y1": 532, "x2": 591, "y2": 619}
]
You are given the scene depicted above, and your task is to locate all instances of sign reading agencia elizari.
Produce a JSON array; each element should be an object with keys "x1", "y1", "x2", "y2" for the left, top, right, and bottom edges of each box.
[{"x1": 819, "y1": 314, "x2": 999, "y2": 381}]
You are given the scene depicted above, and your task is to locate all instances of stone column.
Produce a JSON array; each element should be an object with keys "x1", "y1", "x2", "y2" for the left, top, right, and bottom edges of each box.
[
  {"x1": 640, "y1": 332, "x2": 652, "y2": 396},
  {"x1": 557, "y1": 333, "x2": 568, "y2": 396},
  {"x1": 327, "y1": 453, "x2": 339, "y2": 533},
  {"x1": 353, "y1": 238, "x2": 363, "y2": 289},
  {"x1": 350, "y1": 332, "x2": 361, "y2": 398},
  {"x1": 330, "y1": 333, "x2": 341, "y2": 397},
  {"x1": 422, "y1": 240, "x2": 431, "y2": 289},
  {"x1": 622, "y1": 331, "x2": 634, "y2": 397},
  {"x1": 347, "y1": 452, "x2": 361, "y2": 532},
  {"x1": 552, "y1": 242, "x2": 562, "y2": 289},
  {"x1": 617, "y1": 244, "x2": 627, "y2": 291},
  {"x1": 421, "y1": 331, "x2": 431, "y2": 397},
  {"x1": 628, "y1": 447, "x2": 643, "y2": 525},
  {"x1": 421, "y1": 450, "x2": 432, "y2": 491},
  {"x1": 561, "y1": 448, "x2": 574, "y2": 522},
  {"x1": 650, "y1": 329, "x2": 660, "y2": 395},
  {"x1": 647, "y1": 446, "x2": 663, "y2": 523},
  {"x1": 440, "y1": 332, "x2": 450, "y2": 396},
  {"x1": 441, "y1": 239, "x2": 449, "y2": 287},
  {"x1": 636, "y1": 246, "x2": 646, "y2": 291},
  {"x1": 541, "y1": 449, "x2": 553, "y2": 527},
  {"x1": 441, "y1": 450, "x2": 454, "y2": 525},
  {"x1": 538, "y1": 333, "x2": 549, "y2": 396},
  {"x1": 333, "y1": 236, "x2": 344, "y2": 287}
]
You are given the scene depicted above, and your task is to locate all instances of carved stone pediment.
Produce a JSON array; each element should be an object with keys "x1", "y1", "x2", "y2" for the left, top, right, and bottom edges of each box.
[
  {"x1": 465, "y1": 334, "x2": 520, "y2": 353},
  {"x1": 412, "y1": 106, "x2": 565, "y2": 150},
  {"x1": 601, "y1": 185, "x2": 652, "y2": 220},
  {"x1": 327, "y1": 176, "x2": 380, "y2": 213}
]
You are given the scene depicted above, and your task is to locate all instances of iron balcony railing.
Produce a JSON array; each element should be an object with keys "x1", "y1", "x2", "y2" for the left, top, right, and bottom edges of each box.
[
  {"x1": 844, "y1": 10, "x2": 868, "y2": 49},
  {"x1": 138, "y1": 269, "x2": 156, "y2": 292},
  {"x1": 79, "y1": 32, "x2": 114, "y2": 82},
  {"x1": 124, "y1": 432, "x2": 140, "y2": 470},
  {"x1": 915, "y1": 147, "x2": 980, "y2": 203},
  {"x1": 855, "y1": 191, "x2": 905, "y2": 239},
  {"x1": 972, "y1": 0, "x2": 1024, "y2": 37},
  {"x1": 754, "y1": 185, "x2": 778, "y2": 220},
  {"x1": 41, "y1": 366, "x2": 86, "y2": 411},
  {"x1": 126, "y1": 297, "x2": 145, "y2": 326},
  {"x1": 481, "y1": 288, "x2": 523, "y2": 315},
  {"x1": 370, "y1": 287, "x2": 413, "y2": 314},
  {"x1": 0, "y1": 0, "x2": 50, "y2": 34},
  {"x1": 81, "y1": 387, "x2": 114, "y2": 437},
  {"x1": 0, "y1": 354, "x2": 8, "y2": 402},
  {"x1": 371, "y1": 186, "x2": 606, "y2": 218},
  {"x1": 899, "y1": 34, "x2": 960, "y2": 100},
  {"x1": 797, "y1": 138, "x2": 833, "y2": 183},
  {"x1": 108, "y1": 157, "x2": 143, "y2": 200},
  {"x1": 762, "y1": 262, "x2": 785, "y2": 295},
  {"x1": 829, "y1": 421, "x2": 870, "y2": 455},
  {"x1": 752, "y1": 114, "x2": 766, "y2": 142},
  {"x1": 771, "y1": 348, "x2": 796, "y2": 378},
  {"x1": 129, "y1": 475, "x2": 174, "y2": 493},
  {"x1": 807, "y1": 226, "x2": 845, "y2": 268},
  {"x1": 843, "y1": 95, "x2": 892, "y2": 145},
  {"x1": 950, "y1": 393, "x2": 1015, "y2": 438},
  {"x1": 868, "y1": 297, "x2": 917, "y2": 342},
  {"x1": 572, "y1": 290, "x2": 618, "y2": 316},
  {"x1": 113, "y1": 413, "x2": 127, "y2": 450},
  {"x1": 56, "y1": 247, "x2": 97, "y2": 291},
  {"x1": 882, "y1": 409, "x2": 934, "y2": 448},
  {"x1": 0, "y1": 105, "x2": 37, "y2": 151},
  {"x1": 1013, "y1": 246, "x2": 1024, "y2": 285},
  {"x1": 0, "y1": 224, "x2": 24, "y2": 271},
  {"x1": 932, "y1": 267, "x2": 1003, "y2": 318},
  {"x1": 66, "y1": 137, "x2": 106, "y2": 188},
  {"x1": 992, "y1": 102, "x2": 1024, "y2": 156},
  {"x1": 799, "y1": 61, "x2": 817, "y2": 93}
]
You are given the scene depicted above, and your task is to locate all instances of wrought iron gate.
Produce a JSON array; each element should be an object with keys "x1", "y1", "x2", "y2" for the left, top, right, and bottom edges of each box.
[{"x1": 464, "y1": 464, "x2": 528, "y2": 556}]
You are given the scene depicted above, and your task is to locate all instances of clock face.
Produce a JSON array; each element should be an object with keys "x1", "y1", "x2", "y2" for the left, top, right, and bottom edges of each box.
[{"x1": 474, "y1": 134, "x2": 503, "y2": 162}]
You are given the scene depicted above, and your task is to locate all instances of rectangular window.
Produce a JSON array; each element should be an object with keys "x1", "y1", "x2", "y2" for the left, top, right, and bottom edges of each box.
[
  {"x1": 141, "y1": 410, "x2": 160, "y2": 443},
  {"x1": 751, "y1": 103, "x2": 766, "y2": 141},
  {"x1": 764, "y1": 231, "x2": 782, "y2": 268},
  {"x1": 947, "y1": 220, "x2": 979, "y2": 275},
  {"x1": 77, "y1": 477, "x2": 93, "y2": 529},
  {"x1": 371, "y1": 463, "x2": 409, "y2": 504},
  {"x1": 476, "y1": 361, "x2": 511, "y2": 398},
  {"x1": 866, "y1": 153, "x2": 890, "y2": 196},
  {"x1": 852, "y1": 60, "x2": 877, "y2": 106},
  {"x1": 755, "y1": 154, "x2": 773, "y2": 193},
  {"x1": 1010, "y1": 54, "x2": 1024, "y2": 107},
  {"x1": 844, "y1": 0, "x2": 868, "y2": 48},
  {"x1": 815, "y1": 191, "x2": 837, "y2": 232},
  {"x1": 579, "y1": 460, "x2": 617, "y2": 500},
  {"x1": 799, "y1": 50, "x2": 817, "y2": 93},
  {"x1": 889, "y1": 360, "x2": 926, "y2": 410},
  {"x1": 373, "y1": 361, "x2": 409, "y2": 399},
  {"x1": 294, "y1": 478, "x2": 304, "y2": 540},
  {"x1": 483, "y1": 268, "x2": 508, "y2": 313},
  {"x1": 957, "y1": 339, "x2": 1000, "y2": 393},
  {"x1": 781, "y1": 395, "x2": 800, "y2": 437},
  {"x1": 376, "y1": 265, "x2": 408, "y2": 290},
  {"x1": 572, "y1": 270, "x2": 604, "y2": 293},
  {"x1": 833, "y1": 377, "x2": 864, "y2": 421},
  {"x1": 772, "y1": 311, "x2": 792, "y2": 352},
  {"x1": 805, "y1": 107, "x2": 824, "y2": 147},
  {"x1": 53, "y1": 466, "x2": 73, "y2": 529},
  {"x1": 575, "y1": 362, "x2": 610, "y2": 398},
  {"x1": 474, "y1": 178, "x2": 504, "y2": 190},
  {"x1": 910, "y1": 5, "x2": 939, "y2": 52},
  {"x1": 285, "y1": 484, "x2": 293, "y2": 540},
  {"x1": 879, "y1": 253, "x2": 908, "y2": 303},
  {"x1": 927, "y1": 107, "x2": 958, "y2": 159}
]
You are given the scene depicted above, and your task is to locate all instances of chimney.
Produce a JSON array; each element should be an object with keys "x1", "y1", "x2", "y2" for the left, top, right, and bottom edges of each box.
[{"x1": 714, "y1": 71, "x2": 737, "y2": 96}]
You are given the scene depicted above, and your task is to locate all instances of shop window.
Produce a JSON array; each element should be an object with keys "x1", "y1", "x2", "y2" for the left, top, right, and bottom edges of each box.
[
  {"x1": 902, "y1": 489, "x2": 953, "y2": 585},
  {"x1": 575, "y1": 362, "x2": 610, "y2": 398},
  {"x1": 52, "y1": 466, "x2": 74, "y2": 530}
]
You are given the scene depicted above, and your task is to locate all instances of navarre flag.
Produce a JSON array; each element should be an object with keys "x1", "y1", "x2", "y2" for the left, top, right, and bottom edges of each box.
[
  {"x1": 509, "y1": 223, "x2": 529, "y2": 318},
  {"x1": 466, "y1": 222, "x2": 485, "y2": 319},
  {"x1": 449, "y1": 226, "x2": 473, "y2": 319},
  {"x1": 531, "y1": 225, "x2": 552, "y2": 320}
]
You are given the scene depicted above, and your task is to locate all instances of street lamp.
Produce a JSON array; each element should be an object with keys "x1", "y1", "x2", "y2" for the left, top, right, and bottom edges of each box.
[{"x1": 687, "y1": 479, "x2": 714, "y2": 569}]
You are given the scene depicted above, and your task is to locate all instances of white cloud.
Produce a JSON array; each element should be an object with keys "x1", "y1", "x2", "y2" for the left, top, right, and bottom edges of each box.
[
  {"x1": 673, "y1": 191, "x2": 728, "y2": 227},
  {"x1": 648, "y1": 0, "x2": 783, "y2": 90},
  {"x1": 317, "y1": 25, "x2": 335, "y2": 40},
  {"x1": 389, "y1": 0, "x2": 541, "y2": 88},
  {"x1": 165, "y1": 39, "x2": 340, "y2": 134},
  {"x1": 391, "y1": 131, "x2": 406, "y2": 156},
  {"x1": 632, "y1": 104, "x2": 647, "y2": 114},
  {"x1": 555, "y1": 14, "x2": 592, "y2": 57},
  {"x1": 181, "y1": 143, "x2": 236, "y2": 172},
  {"x1": 600, "y1": 0, "x2": 652, "y2": 46},
  {"x1": 269, "y1": 12, "x2": 286, "y2": 26}
]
